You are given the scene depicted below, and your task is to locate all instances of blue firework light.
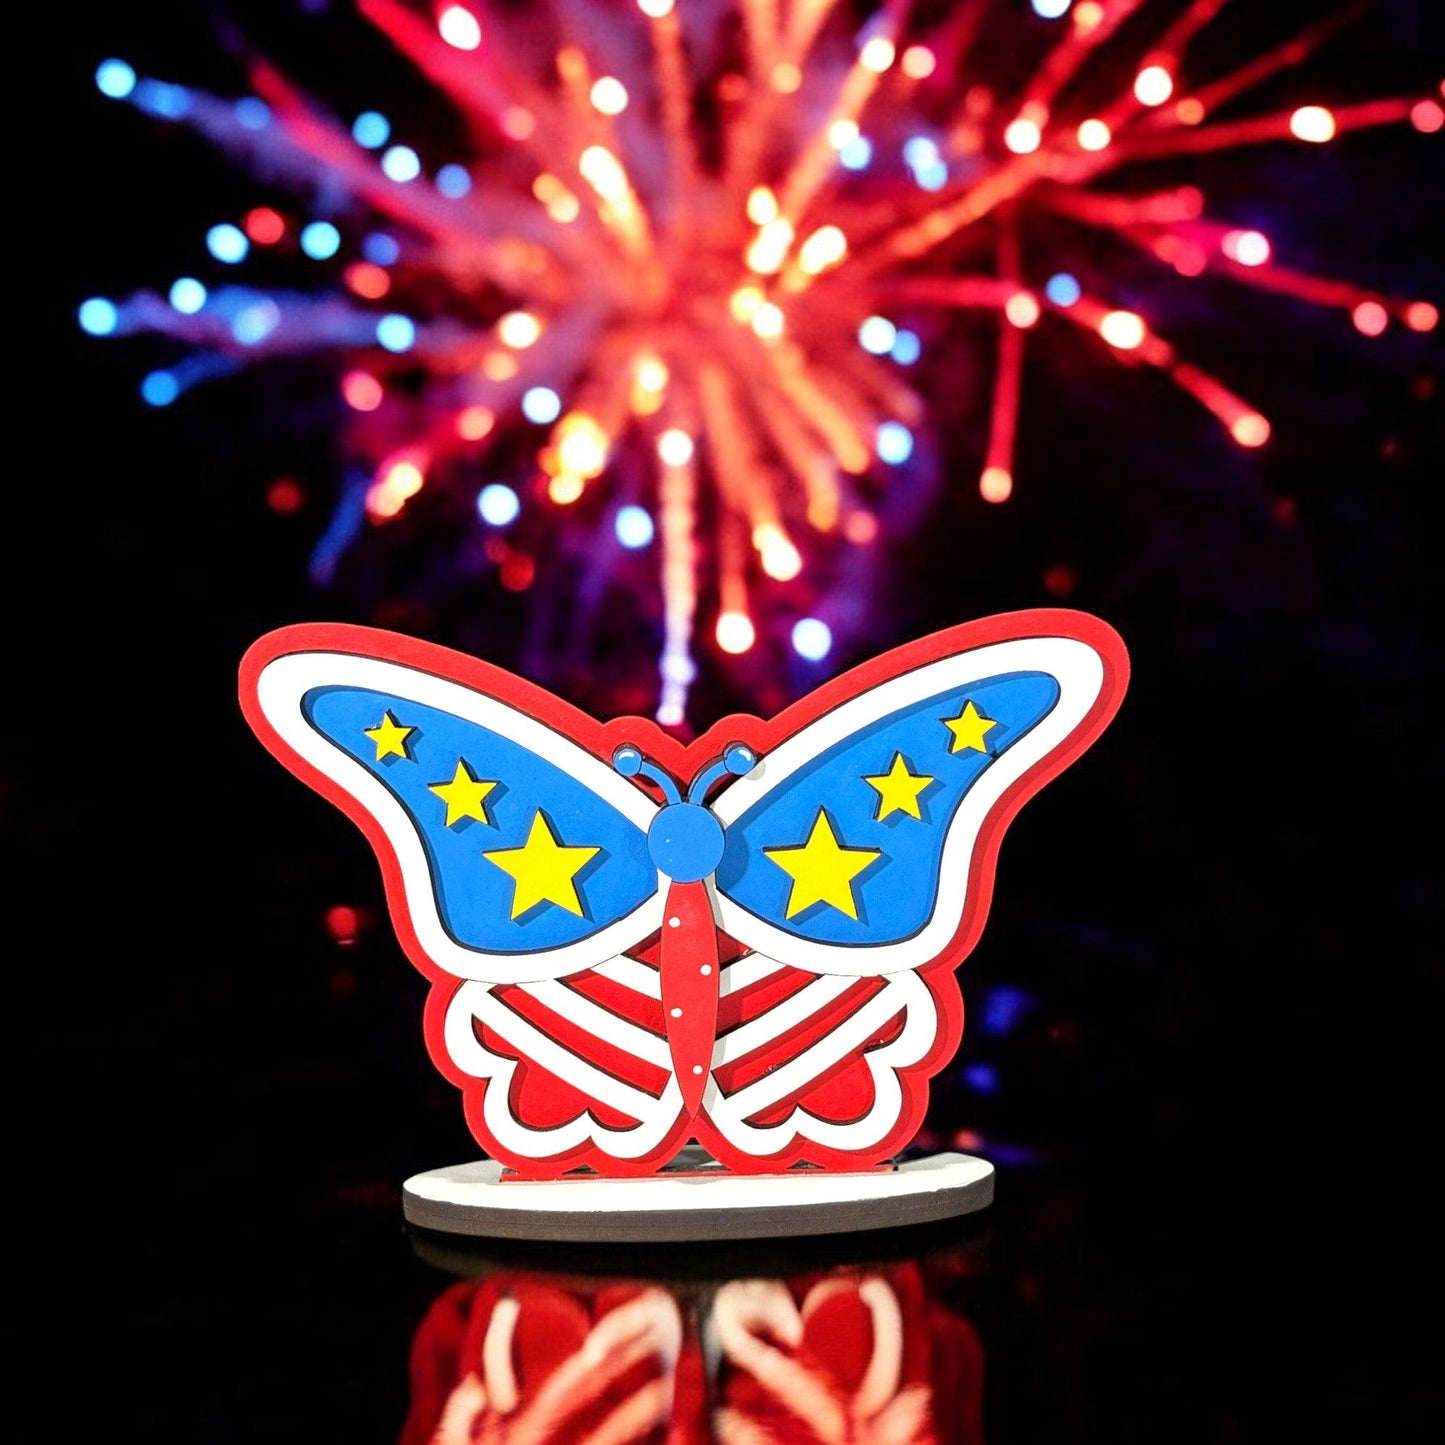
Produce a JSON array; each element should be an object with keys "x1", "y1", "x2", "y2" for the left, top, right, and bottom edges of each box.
[{"x1": 80, "y1": 1, "x2": 1440, "y2": 725}]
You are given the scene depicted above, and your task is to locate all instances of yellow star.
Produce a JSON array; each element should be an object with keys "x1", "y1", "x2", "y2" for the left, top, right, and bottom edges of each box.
[
  {"x1": 483, "y1": 811, "x2": 600, "y2": 919},
  {"x1": 364, "y1": 710, "x2": 414, "y2": 761},
  {"x1": 863, "y1": 753, "x2": 934, "y2": 821},
  {"x1": 428, "y1": 760, "x2": 498, "y2": 828},
  {"x1": 942, "y1": 700, "x2": 998, "y2": 754},
  {"x1": 763, "y1": 809, "x2": 881, "y2": 921}
]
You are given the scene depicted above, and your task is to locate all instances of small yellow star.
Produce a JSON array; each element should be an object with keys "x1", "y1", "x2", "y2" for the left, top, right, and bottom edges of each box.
[
  {"x1": 428, "y1": 760, "x2": 498, "y2": 828},
  {"x1": 763, "y1": 809, "x2": 881, "y2": 921},
  {"x1": 863, "y1": 753, "x2": 934, "y2": 821},
  {"x1": 942, "y1": 700, "x2": 998, "y2": 754},
  {"x1": 364, "y1": 710, "x2": 414, "y2": 761},
  {"x1": 483, "y1": 811, "x2": 600, "y2": 919}
]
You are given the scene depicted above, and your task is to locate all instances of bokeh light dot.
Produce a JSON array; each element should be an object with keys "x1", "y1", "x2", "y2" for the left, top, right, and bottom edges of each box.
[
  {"x1": 342, "y1": 370, "x2": 384, "y2": 411},
  {"x1": 267, "y1": 478, "x2": 305, "y2": 514},
  {"x1": 244, "y1": 207, "x2": 285, "y2": 245},
  {"x1": 716, "y1": 612, "x2": 756, "y2": 654},
  {"x1": 344, "y1": 261, "x2": 391, "y2": 299},
  {"x1": 498, "y1": 311, "x2": 542, "y2": 348},
  {"x1": 615, "y1": 505, "x2": 655, "y2": 548},
  {"x1": 1231, "y1": 413, "x2": 1271, "y2": 447},
  {"x1": 522, "y1": 386, "x2": 562, "y2": 424},
  {"x1": 1031, "y1": 0, "x2": 1071, "y2": 17},
  {"x1": 478, "y1": 483, "x2": 520, "y2": 526},
  {"x1": 300, "y1": 220, "x2": 342, "y2": 260},
  {"x1": 234, "y1": 97, "x2": 271, "y2": 130},
  {"x1": 1003, "y1": 117, "x2": 1042, "y2": 153},
  {"x1": 1223, "y1": 229, "x2": 1270, "y2": 266},
  {"x1": 232, "y1": 300, "x2": 281, "y2": 345},
  {"x1": 95, "y1": 59, "x2": 137, "y2": 99},
  {"x1": 1100, "y1": 309, "x2": 1146, "y2": 349},
  {"x1": 456, "y1": 404, "x2": 494, "y2": 439},
  {"x1": 1045, "y1": 273, "x2": 1082, "y2": 307},
  {"x1": 352, "y1": 111, "x2": 391, "y2": 148},
  {"x1": 438, "y1": 6, "x2": 482, "y2": 50},
  {"x1": 205, "y1": 223, "x2": 249, "y2": 264},
  {"x1": 591, "y1": 77, "x2": 629, "y2": 114},
  {"x1": 1290, "y1": 105, "x2": 1336, "y2": 142},
  {"x1": 859, "y1": 38, "x2": 896, "y2": 74},
  {"x1": 901, "y1": 45, "x2": 936, "y2": 79},
  {"x1": 376, "y1": 313, "x2": 417, "y2": 352},
  {"x1": 435, "y1": 163, "x2": 472, "y2": 198},
  {"x1": 876, "y1": 421, "x2": 914, "y2": 463},
  {"x1": 499, "y1": 553, "x2": 535, "y2": 590},
  {"x1": 1404, "y1": 301, "x2": 1438, "y2": 332},
  {"x1": 1005, "y1": 292, "x2": 1041, "y2": 328},
  {"x1": 1352, "y1": 300, "x2": 1388, "y2": 336},
  {"x1": 134, "y1": 79, "x2": 192, "y2": 118},
  {"x1": 381, "y1": 145, "x2": 422, "y2": 182},
  {"x1": 548, "y1": 473, "x2": 585, "y2": 505},
  {"x1": 1077, "y1": 118, "x2": 1111, "y2": 151},
  {"x1": 168, "y1": 277, "x2": 207, "y2": 314},
  {"x1": 980, "y1": 466, "x2": 1013, "y2": 502},
  {"x1": 1133, "y1": 66, "x2": 1174, "y2": 106},
  {"x1": 1410, "y1": 99, "x2": 1444, "y2": 134},
  {"x1": 858, "y1": 315, "x2": 897, "y2": 354},
  {"x1": 657, "y1": 429, "x2": 695, "y2": 466},
  {"x1": 78, "y1": 297, "x2": 119, "y2": 335},
  {"x1": 362, "y1": 232, "x2": 401, "y2": 266},
  {"x1": 792, "y1": 618, "x2": 833, "y2": 661},
  {"x1": 141, "y1": 370, "x2": 179, "y2": 407},
  {"x1": 890, "y1": 328, "x2": 921, "y2": 364}
]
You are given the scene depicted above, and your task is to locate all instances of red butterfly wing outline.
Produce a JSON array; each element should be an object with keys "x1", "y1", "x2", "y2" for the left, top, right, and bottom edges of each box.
[{"x1": 240, "y1": 610, "x2": 1128, "y2": 1177}]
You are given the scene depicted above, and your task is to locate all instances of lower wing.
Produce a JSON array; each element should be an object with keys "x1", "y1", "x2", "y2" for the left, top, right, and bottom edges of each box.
[{"x1": 425, "y1": 948, "x2": 953, "y2": 1175}]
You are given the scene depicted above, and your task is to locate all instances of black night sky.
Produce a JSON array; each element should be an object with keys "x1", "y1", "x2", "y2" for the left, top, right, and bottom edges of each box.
[{"x1": 16, "y1": 2, "x2": 1445, "y2": 1441}]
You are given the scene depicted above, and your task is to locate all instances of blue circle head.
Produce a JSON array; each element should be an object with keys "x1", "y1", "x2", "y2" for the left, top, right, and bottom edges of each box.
[{"x1": 647, "y1": 803, "x2": 725, "y2": 883}]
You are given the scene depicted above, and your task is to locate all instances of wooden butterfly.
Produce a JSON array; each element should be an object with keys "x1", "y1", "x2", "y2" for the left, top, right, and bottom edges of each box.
[{"x1": 239, "y1": 610, "x2": 1128, "y2": 1177}]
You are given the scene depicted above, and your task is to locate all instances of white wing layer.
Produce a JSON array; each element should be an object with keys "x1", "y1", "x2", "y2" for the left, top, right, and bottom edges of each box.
[
  {"x1": 711, "y1": 635, "x2": 1105, "y2": 976},
  {"x1": 444, "y1": 978, "x2": 684, "y2": 1160},
  {"x1": 703, "y1": 967, "x2": 937, "y2": 1155},
  {"x1": 254, "y1": 650, "x2": 665, "y2": 983}
]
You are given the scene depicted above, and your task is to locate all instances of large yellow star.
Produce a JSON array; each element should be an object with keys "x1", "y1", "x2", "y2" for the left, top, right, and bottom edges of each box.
[
  {"x1": 428, "y1": 760, "x2": 498, "y2": 827},
  {"x1": 364, "y1": 710, "x2": 414, "y2": 761},
  {"x1": 942, "y1": 700, "x2": 998, "y2": 754},
  {"x1": 763, "y1": 809, "x2": 881, "y2": 921},
  {"x1": 483, "y1": 811, "x2": 599, "y2": 919},
  {"x1": 863, "y1": 753, "x2": 934, "y2": 821}
]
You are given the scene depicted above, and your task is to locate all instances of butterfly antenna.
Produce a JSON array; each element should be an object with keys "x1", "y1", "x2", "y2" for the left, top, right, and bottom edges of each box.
[
  {"x1": 612, "y1": 745, "x2": 683, "y2": 805},
  {"x1": 686, "y1": 744, "x2": 757, "y2": 805}
]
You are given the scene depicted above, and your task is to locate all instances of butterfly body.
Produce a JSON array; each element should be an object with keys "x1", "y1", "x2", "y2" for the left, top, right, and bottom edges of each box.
[{"x1": 240, "y1": 611, "x2": 1128, "y2": 1177}]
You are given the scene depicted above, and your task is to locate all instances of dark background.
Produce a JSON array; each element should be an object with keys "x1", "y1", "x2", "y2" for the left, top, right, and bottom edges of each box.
[{"x1": 17, "y1": 1, "x2": 1444, "y2": 1440}]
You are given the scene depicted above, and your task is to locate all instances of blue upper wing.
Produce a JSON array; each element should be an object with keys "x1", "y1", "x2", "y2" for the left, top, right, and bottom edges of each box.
[
  {"x1": 253, "y1": 649, "x2": 663, "y2": 982},
  {"x1": 710, "y1": 635, "x2": 1108, "y2": 975}
]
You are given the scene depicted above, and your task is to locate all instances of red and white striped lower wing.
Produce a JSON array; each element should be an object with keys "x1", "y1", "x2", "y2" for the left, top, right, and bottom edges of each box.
[
  {"x1": 438, "y1": 949, "x2": 942, "y2": 1172},
  {"x1": 440, "y1": 957, "x2": 687, "y2": 1170},
  {"x1": 698, "y1": 954, "x2": 940, "y2": 1165}
]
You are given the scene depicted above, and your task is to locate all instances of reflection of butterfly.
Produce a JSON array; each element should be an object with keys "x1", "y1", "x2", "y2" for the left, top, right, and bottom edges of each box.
[{"x1": 239, "y1": 610, "x2": 1128, "y2": 1177}]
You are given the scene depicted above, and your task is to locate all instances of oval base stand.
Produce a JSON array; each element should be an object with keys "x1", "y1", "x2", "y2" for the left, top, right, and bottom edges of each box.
[{"x1": 402, "y1": 1149, "x2": 994, "y2": 1243}]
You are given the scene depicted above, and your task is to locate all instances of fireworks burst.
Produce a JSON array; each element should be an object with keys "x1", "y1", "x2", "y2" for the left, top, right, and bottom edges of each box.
[{"x1": 80, "y1": 0, "x2": 1440, "y2": 725}]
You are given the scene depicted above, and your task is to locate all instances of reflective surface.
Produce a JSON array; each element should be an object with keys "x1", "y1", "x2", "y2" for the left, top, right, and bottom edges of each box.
[
  {"x1": 400, "y1": 1224, "x2": 988, "y2": 1444},
  {"x1": 46, "y1": 1133, "x2": 1434, "y2": 1444}
]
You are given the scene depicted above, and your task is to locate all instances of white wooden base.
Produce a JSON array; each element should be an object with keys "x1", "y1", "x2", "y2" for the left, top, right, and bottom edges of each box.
[{"x1": 402, "y1": 1150, "x2": 994, "y2": 1242}]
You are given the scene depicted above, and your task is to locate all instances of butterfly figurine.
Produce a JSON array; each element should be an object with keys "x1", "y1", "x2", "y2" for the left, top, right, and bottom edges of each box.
[{"x1": 239, "y1": 610, "x2": 1128, "y2": 1178}]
